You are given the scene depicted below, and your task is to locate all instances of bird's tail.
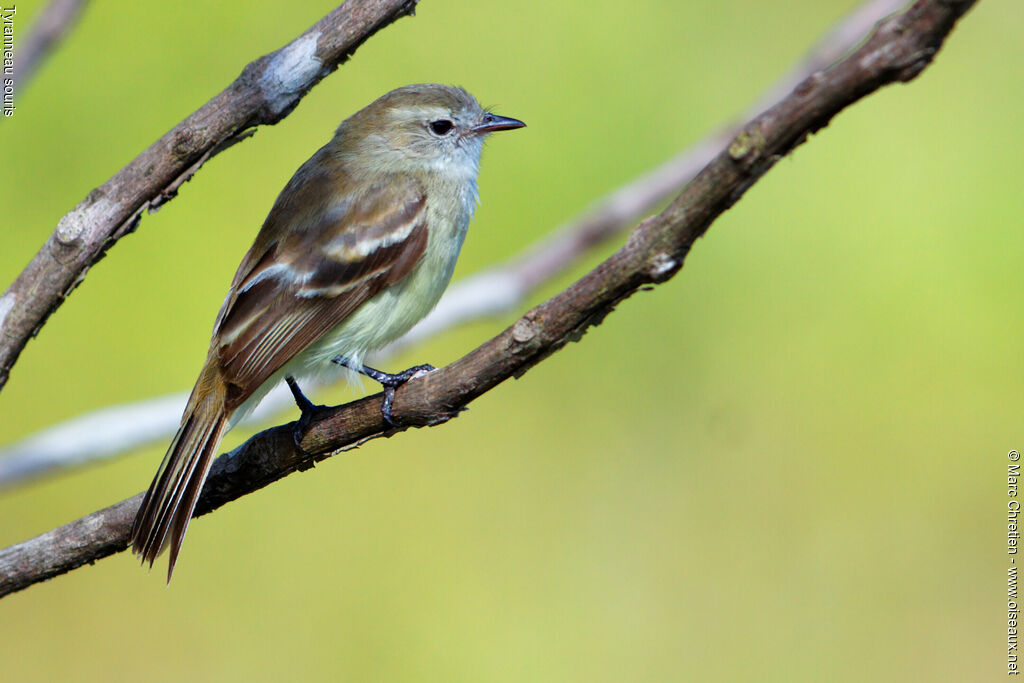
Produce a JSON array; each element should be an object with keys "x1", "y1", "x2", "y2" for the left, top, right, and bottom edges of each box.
[{"x1": 130, "y1": 380, "x2": 230, "y2": 582}]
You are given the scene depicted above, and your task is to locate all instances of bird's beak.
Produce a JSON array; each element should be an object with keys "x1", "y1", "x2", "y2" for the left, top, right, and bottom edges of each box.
[{"x1": 472, "y1": 113, "x2": 526, "y2": 134}]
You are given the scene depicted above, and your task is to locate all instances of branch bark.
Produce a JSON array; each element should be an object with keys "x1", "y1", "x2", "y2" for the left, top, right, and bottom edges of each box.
[
  {"x1": 0, "y1": 0, "x2": 909, "y2": 488},
  {"x1": 0, "y1": 0, "x2": 977, "y2": 598},
  {"x1": 0, "y1": 0, "x2": 420, "y2": 392}
]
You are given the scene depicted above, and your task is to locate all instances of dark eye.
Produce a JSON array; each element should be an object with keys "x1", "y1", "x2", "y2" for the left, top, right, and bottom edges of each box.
[{"x1": 429, "y1": 119, "x2": 454, "y2": 136}]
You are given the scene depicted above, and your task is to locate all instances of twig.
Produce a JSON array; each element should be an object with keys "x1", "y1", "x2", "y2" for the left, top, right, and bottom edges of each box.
[
  {"x1": 0, "y1": 0, "x2": 978, "y2": 599},
  {"x1": 0, "y1": 0, "x2": 421, "y2": 393},
  {"x1": 11, "y1": 0, "x2": 90, "y2": 90},
  {"x1": 0, "y1": 0, "x2": 909, "y2": 488}
]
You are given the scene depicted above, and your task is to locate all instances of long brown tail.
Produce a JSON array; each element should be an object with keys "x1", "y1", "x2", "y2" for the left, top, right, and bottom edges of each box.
[{"x1": 130, "y1": 385, "x2": 230, "y2": 582}]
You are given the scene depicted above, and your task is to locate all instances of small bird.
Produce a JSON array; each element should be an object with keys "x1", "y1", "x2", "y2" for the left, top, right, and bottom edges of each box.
[{"x1": 130, "y1": 84, "x2": 525, "y2": 580}]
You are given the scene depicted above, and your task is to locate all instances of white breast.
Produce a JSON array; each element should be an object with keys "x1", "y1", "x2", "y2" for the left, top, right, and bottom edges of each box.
[{"x1": 298, "y1": 172, "x2": 477, "y2": 374}]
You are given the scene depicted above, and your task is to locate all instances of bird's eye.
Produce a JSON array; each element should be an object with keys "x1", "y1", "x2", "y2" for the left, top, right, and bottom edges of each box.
[{"x1": 429, "y1": 119, "x2": 455, "y2": 136}]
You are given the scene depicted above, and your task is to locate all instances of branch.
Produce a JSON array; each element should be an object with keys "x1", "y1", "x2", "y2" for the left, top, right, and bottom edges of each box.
[
  {"x1": 0, "y1": 0, "x2": 420, "y2": 393},
  {"x1": 12, "y1": 0, "x2": 91, "y2": 90},
  {"x1": 0, "y1": 0, "x2": 909, "y2": 488},
  {"x1": 0, "y1": 0, "x2": 977, "y2": 599}
]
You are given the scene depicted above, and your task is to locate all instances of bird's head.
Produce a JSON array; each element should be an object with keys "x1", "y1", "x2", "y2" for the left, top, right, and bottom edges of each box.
[{"x1": 335, "y1": 84, "x2": 525, "y2": 178}]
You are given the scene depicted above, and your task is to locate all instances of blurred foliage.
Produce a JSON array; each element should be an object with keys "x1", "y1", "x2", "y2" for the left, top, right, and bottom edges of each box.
[{"x1": 0, "y1": 0, "x2": 1019, "y2": 680}]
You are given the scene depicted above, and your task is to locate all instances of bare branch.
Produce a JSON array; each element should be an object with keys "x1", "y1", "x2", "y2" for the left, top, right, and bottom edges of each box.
[
  {"x1": 0, "y1": 392, "x2": 191, "y2": 486},
  {"x1": 0, "y1": 0, "x2": 977, "y2": 599},
  {"x1": 12, "y1": 0, "x2": 91, "y2": 90},
  {"x1": 0, "y1": 0, "x2": 908, "y2": 488},
  {"x1": 0, "y1": 0, "x2": 420, "y2": 393}
]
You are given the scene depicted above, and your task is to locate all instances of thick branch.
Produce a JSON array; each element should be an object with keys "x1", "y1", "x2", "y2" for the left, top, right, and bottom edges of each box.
[
  {"x1": 0, "y1": 0, "x2": 420, "y2": 392},
  {"x1": 0, "y1": 0, "x2": 976, "y2": 598},
  {"x1": 0, "y1": 0, "x2": 908, "y2": 487}
]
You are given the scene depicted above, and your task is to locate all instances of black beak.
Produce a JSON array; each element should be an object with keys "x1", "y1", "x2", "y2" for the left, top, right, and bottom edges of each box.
[{"x1": 472, "y1": 113, "x2": 526, "y2": 134}]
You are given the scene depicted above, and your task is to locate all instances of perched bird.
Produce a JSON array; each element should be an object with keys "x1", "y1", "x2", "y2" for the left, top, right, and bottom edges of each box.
[{"x1": 130, "y1": 84, "x2": 525, "y2": 580}]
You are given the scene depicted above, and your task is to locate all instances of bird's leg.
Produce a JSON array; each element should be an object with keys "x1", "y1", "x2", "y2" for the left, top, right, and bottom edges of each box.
[
  {"x1": 285, "y1": 375, "x2": 331, "y2": 449},
  {"x1": 332, "y1": 356, "x2": 436, "y2": 426}
]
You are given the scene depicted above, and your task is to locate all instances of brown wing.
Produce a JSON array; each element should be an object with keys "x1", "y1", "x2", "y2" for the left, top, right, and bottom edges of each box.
[{"x1": 211, "y1": 165, "x2": 428, "y2": 409}]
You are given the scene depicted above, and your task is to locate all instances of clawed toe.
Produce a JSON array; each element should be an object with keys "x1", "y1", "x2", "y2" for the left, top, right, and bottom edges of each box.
[
  {"x1": 393, "y1": 363, "x2": 436, "y2": 384},
  {"x1": 324, "y1": 358, "x2": 438, "y2": 427},
  {"x1": 291, "y1": 400, "x2": 332, "y2": 451},
  {"x1": 286, "y1": 375, "x2": 332, "y2": 451}
]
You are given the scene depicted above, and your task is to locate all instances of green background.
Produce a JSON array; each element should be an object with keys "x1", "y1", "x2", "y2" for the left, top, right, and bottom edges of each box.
[{"x1": 0, "y1": 1, "x2": 1018, "y2": 680}]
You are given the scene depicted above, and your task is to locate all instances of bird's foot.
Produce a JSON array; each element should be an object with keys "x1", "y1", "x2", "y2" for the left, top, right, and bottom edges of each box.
[
  {"x1": 375, "y1": 364, "x2": 436, "y2": 427},
  {"x1": 285, "y1": 376, "x2": 331, "y2": 450},
  {"x1": 331, "y1": 357, "x2": 436, "y2": 426}
]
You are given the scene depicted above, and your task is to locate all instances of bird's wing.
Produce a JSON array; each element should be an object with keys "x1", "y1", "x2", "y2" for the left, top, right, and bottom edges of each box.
[{"x1": 211, "y1": 169, "x2": 429, "y2": 408}]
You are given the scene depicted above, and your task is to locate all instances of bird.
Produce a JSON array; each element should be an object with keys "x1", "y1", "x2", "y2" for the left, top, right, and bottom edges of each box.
[{"x1": 130, "y1": 84, "x2": 525, "y2": 580}]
